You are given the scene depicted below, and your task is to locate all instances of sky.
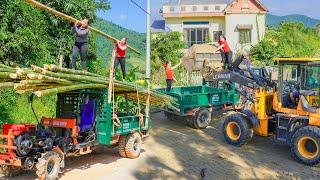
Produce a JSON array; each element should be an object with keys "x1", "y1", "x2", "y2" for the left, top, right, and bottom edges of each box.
[{"x1": 97, "y1": 0, "x2": 320, "y2": 33}]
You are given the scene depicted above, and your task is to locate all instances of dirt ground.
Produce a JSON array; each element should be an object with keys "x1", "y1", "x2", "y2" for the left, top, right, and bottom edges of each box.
[{"x1": 2, "y1": 111, "x2": 320, "y2": 180}]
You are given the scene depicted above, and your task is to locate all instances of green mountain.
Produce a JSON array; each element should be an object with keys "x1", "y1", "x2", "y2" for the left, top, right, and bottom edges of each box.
[
  {"x1": 267, "y1": 14, "x2": 320, "y2": 27},
  {"x1": 94, "y1": 18, "x2": 146, "y2": 70}
]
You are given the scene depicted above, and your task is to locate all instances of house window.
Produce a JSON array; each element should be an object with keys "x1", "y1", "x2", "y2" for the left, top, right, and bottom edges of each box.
[
  {"x1": 184, "y1": 28, "x2": 209, "y2": 47},
  {"x1": 239, "y1": 29, "x2": 252, "y2": 44},
  {"x1": 192, "y1": 6, "x2": 197, "y2": 11},
  {"x1": 203, "y1": 6, "x2": 209, "y2": 11},
  {"x1": 170, "y1": 6, "x2": 175, "y2": 12},
  {"x1": 215, "y1": 6, "x2": 220, "y2": 11},
  {"x1": 213, "y1": 31, "x2": 223, "y2": 41},
  {"x1": 181, "y1": 6, "x2": 186, "y2": 11}
]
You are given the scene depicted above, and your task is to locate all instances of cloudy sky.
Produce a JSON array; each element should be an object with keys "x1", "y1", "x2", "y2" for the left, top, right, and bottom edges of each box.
[{"x1": 97, "y1": 0, "x2": 320, "y2": 32}]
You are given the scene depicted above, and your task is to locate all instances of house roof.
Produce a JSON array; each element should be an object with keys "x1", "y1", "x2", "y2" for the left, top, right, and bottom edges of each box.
[
  {"x1": 225, "y1": 0, "x2": 268, "y2": 13},
  {"x1": 164, "y1": 0, "x2": 231, "y2": 6},
  {"x1": 151, "y1": 20, "x2": 166, "y2": 33}
]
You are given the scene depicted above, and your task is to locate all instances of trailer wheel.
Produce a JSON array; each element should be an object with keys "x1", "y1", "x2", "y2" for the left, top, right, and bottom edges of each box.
[
  {"x1": 291, "y1": 126, "x2": 320, "y2": 166},
  {"x1": 194, "y1": 108, "x2": 212, "y2": 129},
  {"x1": 36, "y1": 151, "x2": 61, "y2": 180},
  {"x1": 118, "y1": 135, "x2": 128, "y2": 158},
  {"x1": 223, "y1": 113, "x2": 253, "y2": 146},
  {"x1": 124, "y1": 133, "x2": 142, "y2": 159}
]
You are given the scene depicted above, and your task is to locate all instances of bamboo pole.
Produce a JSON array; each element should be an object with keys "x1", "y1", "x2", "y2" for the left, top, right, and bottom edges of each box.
[
  {"x1": 34, "y1": 84, "x2": 106, "y2": 97},
  {"x1": 45, "y1": 64, "x2": 103, "y2": 78},
  {"x1": 24, "y1": 0, "x2": 141, "y2": 55},
  {"x1": 108, "y1": 49, "x2": 116, "y2": 103}
]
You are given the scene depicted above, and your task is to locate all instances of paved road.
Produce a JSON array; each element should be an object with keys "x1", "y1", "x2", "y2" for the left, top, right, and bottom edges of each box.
[{"x1": 2, "y1": 112, "x2": 320, "y2": 179}]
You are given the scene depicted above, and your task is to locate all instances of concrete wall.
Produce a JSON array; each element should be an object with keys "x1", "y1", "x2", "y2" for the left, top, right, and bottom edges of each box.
[{"x1": 225, "y1": 13, "x2": 266, "y2": 53}]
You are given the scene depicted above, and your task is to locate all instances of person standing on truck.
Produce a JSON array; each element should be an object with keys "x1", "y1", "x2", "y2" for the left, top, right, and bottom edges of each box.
[
  {"x1": 208, "y1": 35, "x2": 232, "y2": 69},
  {"x1": 114, "y1": 37, "x2": 128, "y2": 80},
  {"x1": 164, "y1": 60, "x2": 182, "y2": 91},
  {"x1": 70, "y1": 19, "x2": 90, "y2": 70}
]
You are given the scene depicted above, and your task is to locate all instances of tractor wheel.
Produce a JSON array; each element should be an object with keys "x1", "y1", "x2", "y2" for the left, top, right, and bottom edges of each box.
[
  {"x1": 36, "y1": 151, "x2": 61, "y2": 180},
  {"x1": 15, "y1": 133, "x2": 33, "y2": 156},
  {"x1": 222, "y1": 113, "x2": 253, "y2": 146},
  {"x1": 291, "y1": 126, "x2": 320, "y2": 166},
  {"x1": 124, "y1": 133, "x2": 142, "y2": 159},
  {"x1": 194, "y1": 108, "x2": 212, "y2": 129},
  {"x1": 118, "y1": 135, "x2": 128, "y2": 158}
]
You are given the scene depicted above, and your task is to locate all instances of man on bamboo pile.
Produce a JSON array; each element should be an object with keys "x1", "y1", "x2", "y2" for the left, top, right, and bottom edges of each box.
[{"x1": 70, "y1": 19, "x2": 89, "y2": 70}]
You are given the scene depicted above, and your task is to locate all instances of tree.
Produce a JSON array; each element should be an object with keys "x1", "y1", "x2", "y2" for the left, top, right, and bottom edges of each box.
[{"x1": 250, "y1": 22, "x2": 320, "y2": 65}]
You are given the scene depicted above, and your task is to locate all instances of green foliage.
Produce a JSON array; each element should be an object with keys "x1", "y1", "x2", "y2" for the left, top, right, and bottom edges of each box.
[
  {"x1": 94, "y1": 18, "x2": 146, "y2": 69},
  {"x1": 151, "y1": 32, "x2": 186, "y2": 66},
  {"x1": 250, "y1": 23, "x2": 320, "y2": 65}
]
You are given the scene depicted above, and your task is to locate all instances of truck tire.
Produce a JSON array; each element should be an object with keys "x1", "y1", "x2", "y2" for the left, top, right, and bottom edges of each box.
[
  {"x1": 36, "y1": 151, "x2": 61, "y2": 180},
  {"x1": 291, "y1": 126, "x2": 320, "y2": 166},
  {"x1": 194, "y1": 108, "x2": 212, "y2": 129},
  {"x1": 118, "y1": 135, "x2": 128, "y2": 158},
  {"x1": 124, "y1": 133, "x2": 142, "y2": 159},
  {"x1": 222, "y1": 113, "x2": 253, "y2": 146}
]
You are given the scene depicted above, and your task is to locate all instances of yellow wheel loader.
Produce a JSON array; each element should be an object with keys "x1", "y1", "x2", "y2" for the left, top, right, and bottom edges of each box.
[{"x1": 205, "y1": 57, "x2": 320, "y2": 166}]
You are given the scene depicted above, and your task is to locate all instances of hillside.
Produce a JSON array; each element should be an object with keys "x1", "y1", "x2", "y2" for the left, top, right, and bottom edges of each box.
[
  {"x1": 267, "y1": 14, "x2": 320, "y2": 27},
  {"x1": 94, "y1": 18, "x2": 146, "y2": 71}
]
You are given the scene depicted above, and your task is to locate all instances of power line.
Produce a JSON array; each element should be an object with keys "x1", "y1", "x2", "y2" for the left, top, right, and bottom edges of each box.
[{"x1": 129, "y1": 0, "x2": 172, "y2": 32}]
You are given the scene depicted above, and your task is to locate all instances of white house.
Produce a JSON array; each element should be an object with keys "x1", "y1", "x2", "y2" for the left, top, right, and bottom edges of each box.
[{"x1": 158, "y1": 0, "x2": 268, "y2": 53}]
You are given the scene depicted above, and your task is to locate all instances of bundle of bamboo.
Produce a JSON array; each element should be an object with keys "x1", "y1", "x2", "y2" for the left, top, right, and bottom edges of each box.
[{"x1": 0, "y1": 64, "x2": 173, "y2": 106}]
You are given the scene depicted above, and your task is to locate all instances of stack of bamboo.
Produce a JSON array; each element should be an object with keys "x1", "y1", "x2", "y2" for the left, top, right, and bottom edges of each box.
[{"x1": 0, "y1": 64, "x2": 173, "y2": 106}]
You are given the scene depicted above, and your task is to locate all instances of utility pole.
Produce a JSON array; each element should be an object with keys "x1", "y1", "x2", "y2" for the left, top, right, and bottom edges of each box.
[{"x1": 146, "y1": 0, "x2": 151, "y2": 85}]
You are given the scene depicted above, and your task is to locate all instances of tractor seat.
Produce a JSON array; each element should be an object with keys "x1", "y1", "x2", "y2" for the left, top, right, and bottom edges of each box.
[
  {"x1": 300, "y1": 95, "x2": 319, "y2": 113},
  {"x1": 78, "y1": 99, "x2": 96, "y2": 133}
]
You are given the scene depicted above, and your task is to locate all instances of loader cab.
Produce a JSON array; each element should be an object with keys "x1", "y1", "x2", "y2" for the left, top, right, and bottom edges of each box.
[{"x1": 273, "y1": 58, "x2": 320, "y2": 110}]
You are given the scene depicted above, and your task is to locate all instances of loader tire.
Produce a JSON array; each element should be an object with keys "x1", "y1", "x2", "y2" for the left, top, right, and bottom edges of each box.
[
  {"x1": 291, "y1": 126, "x2": 320, "y2": 166},
  {"x1": 36, "y1": 151, "x2": 61, "y2": 180},
  {"x1": 223, "y1": 113, "x2": 253, "y2": 146},
  {"x1": 118, "y1": 135, "x2": 128, "y2": 158},
  {"x1": 194, "y1": 108, "x2": 211, "y2": 129},
  {"x1": 124, "y1": 133, "x2": 142, "y2": 159}
]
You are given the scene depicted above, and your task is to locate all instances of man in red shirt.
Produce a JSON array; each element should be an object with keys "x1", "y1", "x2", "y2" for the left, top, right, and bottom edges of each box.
[
  {"x1": 164, "y1": 60, "x2": 182, "y2": 91},
  {"x1": 114, "y1": 37, "x2": 128, "y2": 79},
  {"x1": 209, "y1": 35, "x2": 233, "y2": 69}
]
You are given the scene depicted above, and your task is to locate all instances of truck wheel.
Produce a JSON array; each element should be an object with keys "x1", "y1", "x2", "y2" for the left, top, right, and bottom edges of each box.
[
  {"x1": 194, "y1": 108, "x2": 212, "y2": 129},
  {"x1": 118, "y1": 135, "x2": 128, "y2": 158},
  {"x1": 222, "y1": 113, "x2": 253, "y2": 146},
  {"x1": 291, "y1": 126, "x2": 320, "y2": 166},
  {"x1": 124, "y1": 133, "x2": 142, "y2": 159},
  {"x1": 36, "y1": 151, "x2": 61, "y2": 180}
]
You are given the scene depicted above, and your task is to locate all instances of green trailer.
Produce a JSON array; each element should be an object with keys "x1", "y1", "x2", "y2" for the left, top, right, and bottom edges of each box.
[{"x1": 157, "y1": 84, "x2": 240, "y2": 129}]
